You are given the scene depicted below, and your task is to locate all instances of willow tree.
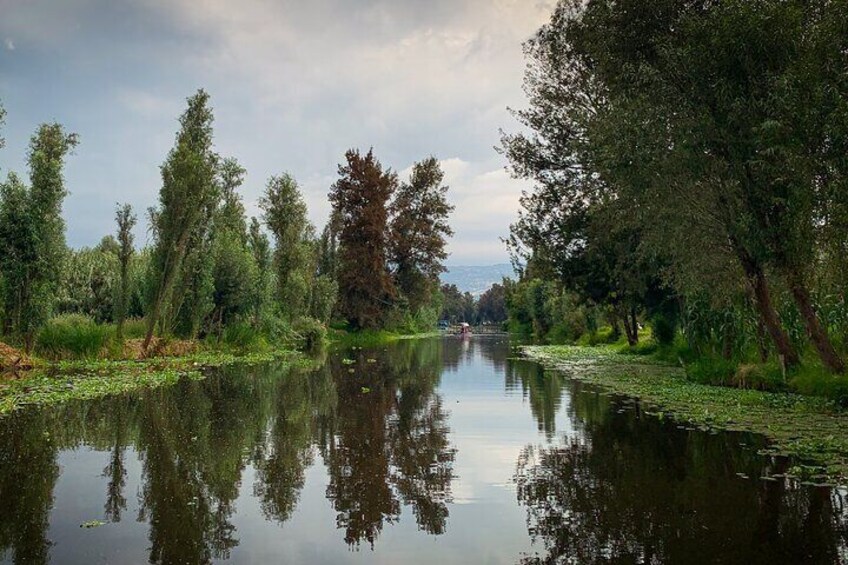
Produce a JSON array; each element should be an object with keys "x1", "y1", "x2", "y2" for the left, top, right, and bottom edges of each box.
[
  {"x1": 115, "y1": 203, "x2": 137, "y2": 340},
  {"x1": 566, "y1": 0, "x2": 845, "y2": 370},
  {"x1": 329, "y1": 149, "x2": 396, "y2": 329},
  {"x1": 0, "y1": 123, "x2": 78, "y2": 350},
  {"x1": 143, "y1": 90, "x2": 219, "y2": 351},
  {"x1": 388, "y1": 157, "x2": 454, "y2": 313}
]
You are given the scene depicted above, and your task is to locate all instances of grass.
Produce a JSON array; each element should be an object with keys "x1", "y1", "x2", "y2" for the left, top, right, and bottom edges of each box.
[
  {"x1": 36, "y1": 314, "x2": 114, "y2": 360},
  {"x1": 523, "y1": 343, "x2": 848, "y2": 483},
  {"x1": 329, "y1": 327, "x2": 440, "y2": 348}
]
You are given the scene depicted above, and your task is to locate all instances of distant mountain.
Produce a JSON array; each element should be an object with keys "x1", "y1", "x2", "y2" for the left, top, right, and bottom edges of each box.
[{"x1": 440, "y1": 264, "x2": 514, "y2": 297}]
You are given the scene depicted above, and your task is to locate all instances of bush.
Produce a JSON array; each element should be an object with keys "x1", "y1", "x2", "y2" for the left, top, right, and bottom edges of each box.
[
  {"x1": 684, "y1": 357, "x2": 737, "y2": 387},
  {"x1": 651, "y1": 314, "x2": 677, "y2": 346},
  {"x1": 36, "y1": 314, "x2": 113, "y2": 360},
  {"x1": 220, "y1": 322, "x2": 266, "y2": 352},
  {"x1": 732, "y1": 363, "x2": 785, "y2": 392},
  {"x1": 119, "y1": 317, "x2": 147, "y2": 339},
  {"x1": 292, "y1": 317, "x2": 327, "y2": 352},
  {"x1": 790, "y1": 366, "x2": 848, "y2": 407}
]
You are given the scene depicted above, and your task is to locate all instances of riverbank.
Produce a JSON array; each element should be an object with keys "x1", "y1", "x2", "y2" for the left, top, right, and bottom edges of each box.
[
  {"x1": 0, "y1": 347, "x2": 310, "y2": 417},
  {"x1": 523, "y1": 344, "x2": 848, "y2": 484},
  {"x1": 328, "y1": 328, "x2": 442, "y2": 348}
]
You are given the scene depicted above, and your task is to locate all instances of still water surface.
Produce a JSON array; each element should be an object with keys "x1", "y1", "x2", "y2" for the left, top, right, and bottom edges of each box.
[{"x1": 1, "y1": 337, "x2": 847, "y2": 564}]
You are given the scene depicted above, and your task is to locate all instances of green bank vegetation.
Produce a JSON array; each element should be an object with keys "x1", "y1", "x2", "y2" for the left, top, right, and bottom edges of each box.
[
  {"x1": 502, "y1": 0, "x2": 848, "y2": 402},
  {"x1": 0, "y1": 90, "x2": 456, "y2": 373},
  {"x1": 523, "y1": 344, "x2": 848, "y2": 482}
]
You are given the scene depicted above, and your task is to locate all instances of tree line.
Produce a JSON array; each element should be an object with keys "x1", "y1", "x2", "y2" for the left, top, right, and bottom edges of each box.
[
  {"x1": 501, "y1": 0, "x2": 848, "y2": 377},
  {"x1": 0, "y1": 90, "x2": 454, "y2": 355}
]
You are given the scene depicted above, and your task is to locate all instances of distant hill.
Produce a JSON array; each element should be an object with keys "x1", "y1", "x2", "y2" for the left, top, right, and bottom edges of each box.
[{"x1": 440, "y1": 264, "x2": 514, "y2": 297}]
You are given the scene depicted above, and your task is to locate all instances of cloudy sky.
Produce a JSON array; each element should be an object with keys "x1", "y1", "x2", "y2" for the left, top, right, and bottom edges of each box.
[{"x1": 0, "y1": 0, "x2": 553, "y2": 265}]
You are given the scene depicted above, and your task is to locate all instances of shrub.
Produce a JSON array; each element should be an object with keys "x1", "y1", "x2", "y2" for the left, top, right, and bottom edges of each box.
[
  {"x1": 36, "y1": 314, "x2": 113, "y2": 360},
  {"x1": 221, "y1": 322, "x2": 266, "y2": 352},
  {"x1": 120, "y1": 317, "x2": 147, "y2": 339},
  {"x1": 684, "y1": 357, "x2": 737, "y2": 387},
  {"x1": 292, "y1": 317, "x2": 326, "y2": 352},
  {"x1": 651, "y1": 314, "x2": 677, "y2": 346},
  {"x1": 790, "y1": 366, "x2": 848, "y2": 407},
  {"x1": 732, "y1": 363, "x2": 785, "y2": 392}
]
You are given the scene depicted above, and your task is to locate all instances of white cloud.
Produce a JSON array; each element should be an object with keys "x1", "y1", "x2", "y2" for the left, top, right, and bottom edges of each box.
[{"x1": 4, "y1": 38, "x2": 14, "y2": 51}]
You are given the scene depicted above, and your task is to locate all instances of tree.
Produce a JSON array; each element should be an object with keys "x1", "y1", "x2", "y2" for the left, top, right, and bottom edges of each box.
[
  {"x1": 209, "y1": 158, "x2": 255, "y2": 331},
  {"x1": 388, "y1": 157, "x2": 454, "y2": 312},
  {"x1": 477, "y1": 283, "x2": 507, "y2": 324},
  {"x1": 439, "y1": 284, "x2": 476, "y2": 325},
  {"x1": 329, "y1": 149, "x2": 397, "y2": 329},
  {"x1": 0, "y1": 123, "x2": 78, "y2": 350},
  {"x1": 115, "y1": 204, "x2": 137, "y2": 340},
  {"x1": 247, "y1": 217, "x2": 272, "y2": 326},
  {"x1": 143, "y1": 89, "x2": 219, "y2": 351},
  {"x1": 260, "y1": 173, "x2": 313, "y2": 321}
]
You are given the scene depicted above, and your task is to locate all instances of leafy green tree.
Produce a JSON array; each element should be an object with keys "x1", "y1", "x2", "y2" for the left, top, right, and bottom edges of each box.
[
  {"x1": 57, "y1": 245, "x2": 119, "y2": 323},
  {"x1": 477, "y1": 283, "x2": 507, "y2": 324},
  {"x1": 0, "y1": 123, "x2": 78, "y2": 350},
  {"x1": 260, "y1": 174, "x2": 313, "y2": 321},
  {"x1": 329, "y1": 149, "x2": 397, "y2": 329},
  {"x1": 144, "y1": 90, "x2": 219, "y2": 350},
  {"x1": 439, "y1": 284, "x2": 476, "y2": 325},
  {"x1": 389, "y1": 157, "x2": 454, "y2": 313},
  {"x1": 115, "y1": 204, "x2": 137, "y2": 340},
  {"x1": 209, "y1": 158, "x2": 256, "y2": 332},
  {"x1": 247, "y1": 217, "x2": 273, "y2": 326}
]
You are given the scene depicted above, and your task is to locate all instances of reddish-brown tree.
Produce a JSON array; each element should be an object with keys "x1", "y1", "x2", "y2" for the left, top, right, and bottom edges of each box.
[{"x1": 329, "y1": 149, "x2": 396, "y2": 329}]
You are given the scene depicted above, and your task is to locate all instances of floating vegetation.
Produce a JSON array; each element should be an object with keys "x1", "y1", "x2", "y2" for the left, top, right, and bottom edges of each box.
[{"x1": 524, "y1": 345, "x2": 848, "y2": 483}]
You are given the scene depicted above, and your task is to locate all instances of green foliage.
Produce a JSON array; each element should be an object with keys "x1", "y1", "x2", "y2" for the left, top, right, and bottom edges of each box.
[
  {"x1": 291, "y1": 316, "x2": 326, "y2": 352},
  {"x1": 145, "y1": 89, "x2": 219, "y2": 348},
  {"x1": 389, "y1": 156, "x2": 454, "y2": 312},
  {"x1": 261, "y1": 173, "x2": 316, "y2": 321},
  {"x1": 36, "y1": 314, "x2": 112, "y2": 360},
  {"x1": 114, "y1": 203, "x2": 137, "y2": 339},
  {"x1": 57, "y1": 245, "x2": 119, "y2": 323},
  {"x1": 791, "y1": 369, "x2": 848, "y2": 408},
  {"x1": 651, "y1": 314, "x2": 677, "y2": 347},
  {"x1": 0, "y1": 124, "x2": 78, "y2": 349},
  {"x1": 219, "y1": 322, "x2": 267, "y2": 353}
]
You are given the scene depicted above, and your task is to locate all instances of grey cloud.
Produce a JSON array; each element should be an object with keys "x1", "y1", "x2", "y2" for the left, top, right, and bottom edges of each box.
[{"x1": 0, "y1": 0, "x2": 551, "y2": 264}]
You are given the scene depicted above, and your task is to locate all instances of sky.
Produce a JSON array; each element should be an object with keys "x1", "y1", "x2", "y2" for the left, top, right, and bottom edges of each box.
[{"x1": 0, "y1": 0, "x2": 554, "y2": 265}]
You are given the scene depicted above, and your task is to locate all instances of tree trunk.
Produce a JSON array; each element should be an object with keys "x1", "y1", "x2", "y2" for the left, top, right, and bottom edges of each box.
[
  {"x1": 628, "y1": 306, "x2": 639, "y2": 346},
  {"x1": 785, "y1": 269, "x2": 845, "y2": 374},
  {"x1": 755, "y1": 317, "x2": 769, "y2": 363},
  {"x1": 620, "y1": 306, "x2": 638, "y2": 346},
  {"x1": 733, "y1": 242, "x2": 799, "y2": 368}
]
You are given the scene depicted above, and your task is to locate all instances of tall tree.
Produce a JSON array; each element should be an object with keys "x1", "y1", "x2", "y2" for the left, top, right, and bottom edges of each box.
[
  {"x1": 115, "y1": 203, "x2": 137, "y2": 340},
  {"x1": 209, "y1": 157, "x2": 255, "y2": 332},
  {"x1": 260, "y1": 173, "x2": 313, "y2": 320},
  {"x1": 247, "y1": 217, "x2": 272, "y2": 326},
  {"x1": 329, "y1": 149, "x2": 397, "y2": 329},
  {"x1": 143, "y1": 89, "x2": 219, "y2": 351},
  {"x1": 389, "y1": 157, "x2": 454, "y2": 312},
  {"x1": 0, "y1": 123, "x2": 78, "y2": 350}
]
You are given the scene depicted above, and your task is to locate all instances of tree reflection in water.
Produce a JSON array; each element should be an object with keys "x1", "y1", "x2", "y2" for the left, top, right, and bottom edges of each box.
[
  {"x1": 319, "y1": 338, "x2": 456, "y2": 547},
  {"x1": 0, "y1": 340, "x2": 456, "y2": 563},
  {"x1": 513, "y1": 380, "x2": 848, "y2": 564}
]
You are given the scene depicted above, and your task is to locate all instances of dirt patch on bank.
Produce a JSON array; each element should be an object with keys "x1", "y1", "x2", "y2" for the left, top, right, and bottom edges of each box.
[
  {"x1": 121, "y1": 338, "x2": 198, "y2": 360},
  {"x1": 0, "y1": 342, "x2": 33, "y2": 372}
]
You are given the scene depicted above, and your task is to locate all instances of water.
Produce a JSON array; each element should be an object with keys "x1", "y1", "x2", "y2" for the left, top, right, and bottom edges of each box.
[{"x1": 1, "y1": 337, "x2": 847, "y2": 564}]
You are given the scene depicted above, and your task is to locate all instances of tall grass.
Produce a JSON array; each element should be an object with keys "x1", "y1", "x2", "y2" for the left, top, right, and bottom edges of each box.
[{"x1": 36, "y1": 314, "x2": 113, "y2": 360}]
